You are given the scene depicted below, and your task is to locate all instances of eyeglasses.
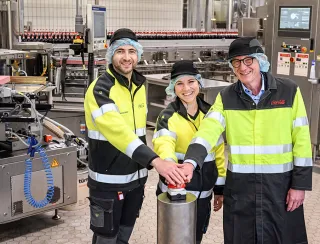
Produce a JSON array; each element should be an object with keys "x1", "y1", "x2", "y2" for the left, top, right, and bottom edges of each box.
[{"x1": 230, "y1": 57, "x2": 254, "y2": 68}]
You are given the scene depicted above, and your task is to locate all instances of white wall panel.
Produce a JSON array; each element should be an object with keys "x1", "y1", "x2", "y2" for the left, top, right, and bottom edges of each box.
[{"x1": 23, "y1": 0, "x2": 183, "y2": 32}]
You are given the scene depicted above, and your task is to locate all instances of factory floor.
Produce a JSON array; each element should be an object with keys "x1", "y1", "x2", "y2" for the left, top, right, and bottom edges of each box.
[{"x1": 1, "y1": 129, "x2": 320, "y2": 244}]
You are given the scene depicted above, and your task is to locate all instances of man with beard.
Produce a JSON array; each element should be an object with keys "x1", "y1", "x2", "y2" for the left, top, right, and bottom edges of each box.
[{"x1": 84, "y1": 28, "x2": 186, "y2": 244}]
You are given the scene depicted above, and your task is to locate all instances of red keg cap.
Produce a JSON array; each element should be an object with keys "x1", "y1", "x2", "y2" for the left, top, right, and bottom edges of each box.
[{"x1": 168, "y1": 183, "x2": 186, "y2": 189}]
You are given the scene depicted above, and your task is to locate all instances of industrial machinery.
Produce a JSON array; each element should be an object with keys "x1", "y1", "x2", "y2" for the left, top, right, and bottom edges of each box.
[
  {"x1": 0, "y1": 49, "x2": 28, "y2": 76},
  {"x1": 51, "y1": 3, "x2": 107, "y2": 100},
  {"x1": 42, "y1": 4, "x2": 108, "y2": 139},
  {"x1": 135, "y1": 38, "x2": 233, "y2": 81},
  {"x1": 52, "y1": 56, "x2": 105, "y2": 99},
  {"x1": 157, "y1": 186, "x2": 197, "y2": 244},
  {"x1": 0, "y1": 76, "x2": 88, "y2": 224},
  {"x1": 263, "y1": 0, "x2": 320, "y2": 153},
  {"x1": 68, "y1": 3, "x2": 107, "y2": 84}
]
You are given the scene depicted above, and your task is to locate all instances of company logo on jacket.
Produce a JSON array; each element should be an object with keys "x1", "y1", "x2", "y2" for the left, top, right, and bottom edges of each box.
[{"x1": 271, "y1": 99, "x2": 285, "y2": 105}]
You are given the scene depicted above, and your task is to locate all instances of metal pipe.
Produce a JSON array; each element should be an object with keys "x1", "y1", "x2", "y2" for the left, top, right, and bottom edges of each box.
[
  {"x1": 227, "y1": 0, "x2": 233, "y2": 30},
  {"x1": 204, "y1": 0, "x2": 213, "y2": 32},
  {"x1": 76, "y1": 0, "x2": 79, "y2": 16},
  {"x1": 2, "y1": 10, "x2": 9, "y2": 49},
  {"x1": 196, "y1": 0, "x2": 201, "y2": 31},
  {"x1": 7, "y1": 0, "x2": 12, "y2": 49},
  {"x1": 18, "y1": 0, "x2": 24, "y2": 35},
  {"x1": 75, "y1": 0, "x2": 83, "y2": 33},
  {"x1": 0, "y1": 7, "x2": 3, "y2": 48},
  {"x1": 187, "y1": 0, "x2": 193, "y2": 28},
  {"x1": 248, "y1": 0, "x2": 251, "y2": 17},
  {"x1": 78, "y1": 0, "x2": 82, "y2": 16}
]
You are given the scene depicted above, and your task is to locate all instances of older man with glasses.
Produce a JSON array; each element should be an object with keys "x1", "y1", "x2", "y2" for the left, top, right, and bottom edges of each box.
[{"x1": 182, "y1": 36, "x2": 313, "y2": 244}]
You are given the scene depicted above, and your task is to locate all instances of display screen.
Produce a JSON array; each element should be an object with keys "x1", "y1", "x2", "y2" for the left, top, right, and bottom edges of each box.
[
  {"x1": 279, "y1": 7, "x2": 311, "y2": 30},
  {"x1": 94, "y1": 11, "x2": 106, "y2": 38}
]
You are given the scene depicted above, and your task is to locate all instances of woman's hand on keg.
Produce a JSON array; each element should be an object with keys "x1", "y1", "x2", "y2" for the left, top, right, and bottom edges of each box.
[
  {"x1": 179, "y1": 163, "x2": 195, "y2": 183},
  {"x1": 213, "y1": 195, "x2": 223, "y2": 212}
]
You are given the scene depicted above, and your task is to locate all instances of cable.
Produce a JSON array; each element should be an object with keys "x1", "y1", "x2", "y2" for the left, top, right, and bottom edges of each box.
[
  {"x1": 36, "y1": 110, "x2": 74, "y2": 135},
  {"x1": 24, "y1": 143, "x2": 54, "y2": 208},
  {"x1": 19, "y1": 69, "x2": 28, "y2": 76},
  {"x1": 77, "y1": 158, "x2": 88, "y2": 167},
  {"x1": 10, "y1": 132, "x2": 29, "y2": 147},
  {"x1": 18, "y1": 92, "x2": 42, "y2": 148}
]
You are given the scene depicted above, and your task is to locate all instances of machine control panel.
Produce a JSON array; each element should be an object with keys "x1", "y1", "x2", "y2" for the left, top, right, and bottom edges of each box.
[
  {"x1": 281, "y1": 43, "x2": 302, "y2": 53},
  {"x1": 281, "y1": 42, "x2": 312, "y2": 53},
  {"x1": 86, "y1": 4, "x2": 107, "y2": 52},
  {"x1": 280, "y1": 42, "x2": 309, "y2": 53}
]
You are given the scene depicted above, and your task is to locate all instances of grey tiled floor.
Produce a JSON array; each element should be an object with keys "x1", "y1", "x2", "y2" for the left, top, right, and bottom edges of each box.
[{"x1": 1, "y1": 130, "x2": 320, "y2": 244}]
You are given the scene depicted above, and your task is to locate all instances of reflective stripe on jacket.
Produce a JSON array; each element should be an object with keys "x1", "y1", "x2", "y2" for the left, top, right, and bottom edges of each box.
[
  {"x1": 153, "y1": 97, "x2": 226, "y2": 195},
  {"x1": 185, "y1": 72, "x2": 312, "y2": 244},
  {"x1": 84, "y1": 65, "x2": 158, "y2": 191}
]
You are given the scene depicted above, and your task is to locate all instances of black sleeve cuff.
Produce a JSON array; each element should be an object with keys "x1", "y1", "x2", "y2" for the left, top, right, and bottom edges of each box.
[
  {"x1": 185, "y1": 144, "x2": 208, "y2": 169},
  {"x1": 132, "y1": 144, "x2": 158, "y2": 170},
  {"x1": 213, "y1": 185, "x2": 224, "y2": 195},
  {"x1": 291, "y1": 166, "x2": 313, "y2": 191}
]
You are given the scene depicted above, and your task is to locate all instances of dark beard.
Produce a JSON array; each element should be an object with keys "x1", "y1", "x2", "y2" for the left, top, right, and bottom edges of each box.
[{"x1": 113, "y1": 63, "x2": 136, "y2": 75}]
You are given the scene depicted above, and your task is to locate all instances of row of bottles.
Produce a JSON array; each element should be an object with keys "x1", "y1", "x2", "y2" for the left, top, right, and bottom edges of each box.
[
  {"x1": 20, "y1": 32, "x2": 81, "y2": 43},
  {"x1": 19, "y1": 29, "x2": 238, "y2": 43},
  {"x1": 107, "y1": 30, "x2": 238, "y2": 40}
]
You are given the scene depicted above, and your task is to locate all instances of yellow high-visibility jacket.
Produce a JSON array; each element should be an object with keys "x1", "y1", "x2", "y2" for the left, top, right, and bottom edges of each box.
[
  {"x1": 84, "y1": 65, "x2": 158, "y2": 191},
  {"x1": 185, "y1": 72, "x2": 312, "y2": 244},
  {"x1": 153, "y1": 96, "x2": 226, "y2": 197}
]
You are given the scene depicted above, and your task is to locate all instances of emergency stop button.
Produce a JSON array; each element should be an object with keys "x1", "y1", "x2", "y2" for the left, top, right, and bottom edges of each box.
[
  {"x1": 290, "y1": 57, "x2": 295, "y2": 63},
  {"x1": 301, "y1": 47, "x2": 308, "y2": 53}
]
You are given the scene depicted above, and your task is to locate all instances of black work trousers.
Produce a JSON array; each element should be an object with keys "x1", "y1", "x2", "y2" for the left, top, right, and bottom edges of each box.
[
  {"x1": 196, "y1": 195, "x2": 213, "y2": 243},
  {"x1": 89, "y1": 185, "x2": 145, "y2": 243}
]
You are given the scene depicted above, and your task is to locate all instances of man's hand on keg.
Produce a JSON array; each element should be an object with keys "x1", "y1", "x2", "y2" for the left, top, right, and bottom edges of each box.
[{"x1": 151, "y1": 158, "x2": 187, "y2": 186}]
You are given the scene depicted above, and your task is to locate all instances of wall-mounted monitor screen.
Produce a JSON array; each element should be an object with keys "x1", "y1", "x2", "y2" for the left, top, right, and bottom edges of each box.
[
  {"x1": 94, "y1": 11, "x2": 106, "y2": 38},
  {"x1": 279, "y1": 7, "x2": 311, "y2": 31}
]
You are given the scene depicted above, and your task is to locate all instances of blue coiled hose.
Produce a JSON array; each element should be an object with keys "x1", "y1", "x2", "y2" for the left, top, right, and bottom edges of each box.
[{"x1": 24, "y1": 139, "x2": 55, "y2": 208}]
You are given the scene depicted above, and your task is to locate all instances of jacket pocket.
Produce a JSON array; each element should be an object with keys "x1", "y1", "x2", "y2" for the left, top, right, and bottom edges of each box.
[
  {"x1": 90, "y1": 204, "x2": 105, "y2": 227},
  {"x1": 89, "y1": 197, "x2": 114, "y2": 232}
]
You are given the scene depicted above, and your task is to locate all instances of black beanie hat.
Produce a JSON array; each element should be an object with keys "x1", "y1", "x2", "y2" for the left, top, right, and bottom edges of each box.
[
  {"x1": 109, "y1": 28, "x2": 138, "y2": 45},
  {"x1": 171, "y1": 60, "x2": 199, "y2": 79},
  {"x1": 228, "y1": 37, "x2": 264, "y2": 60}
]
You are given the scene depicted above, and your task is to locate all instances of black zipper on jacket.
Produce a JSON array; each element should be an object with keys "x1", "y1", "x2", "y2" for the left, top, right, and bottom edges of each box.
[
  {"x1": 130, "y1": 83, "x2": 144, "y2": 185},
  {"x1": 131, "y1": 83, "x2": 143, "y2": 132},
  {"x1": 105, "y1": 151, "x2": 120, "y2": 172}
]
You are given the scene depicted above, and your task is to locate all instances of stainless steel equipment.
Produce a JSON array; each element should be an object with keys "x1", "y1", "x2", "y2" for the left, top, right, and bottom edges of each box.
[
  {"x1": 0, "y1": 49, "x2": 28, "y2": 75},
  {"x1": 264, "y1": 0, "x2": 320, "y2": 149},
  {"x1": 0, "y1": 81, "x2": 86, "y2": 224},
  {"x1": 0, "y1": 0, "x2": 22, "y2": 50},
  {"x1": 52, "y1": 56, "x2": 104, "y2": 98},
  {"x1": 0, "y1": 145, "x2": 77, "y2": 224},
  {"x1": 157, "y1": 192, "x2": 197, "y2": 244},
  {"x1": 134, "y1": 38, "x2": 234, "y2": 84},
  {"x1": 238, "y1": 17, "x2": 260, "y2": 37}
]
